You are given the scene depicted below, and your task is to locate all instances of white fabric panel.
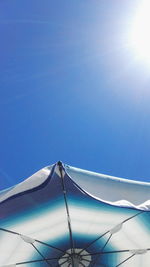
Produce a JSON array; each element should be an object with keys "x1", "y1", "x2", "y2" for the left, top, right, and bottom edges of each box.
[
  {"x1": 0, "y1": 166, "x2": 53, "y2": 204},
  {"x1": 66, "y1": 165, "x2": 150, "y2": 209}
]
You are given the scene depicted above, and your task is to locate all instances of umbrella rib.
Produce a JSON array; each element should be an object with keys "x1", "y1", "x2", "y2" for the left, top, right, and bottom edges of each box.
[
  {"x1": 2, "y1": 256, "x2": 69, "y2": 266},
  {"x1": 0, "y1": 227, "x2": 68, "y2": 254},
  {"x1": 80, "y1": 263, "x2": 86, "y2": 267},
  {"x1": 115, "y1": 254, "x2": 135, "y2": 267},
  {"x1": 79, "y1": 210, "x2": 144, "y2": 254},
  {"x1": 81, "y1": 251, "x2": 126, "y2": 256},
  {"x1": 35, "y1": 239, "x2": 69, "y2": 255},
  {"x1": 81, "y1": 248, "x2": 150, "y2": 256},
  {"x1": 123, "y1": 211, "x2": 144, "y2": 223},
  {"x1": 59, "y1": 164, "x2": 75, "y2": 261},
  {"x1": 101, "y1": 233, "x2": 112, "y2": 251},
  {"x1": 15, "y1": 258, "x2": 51, "y2": 265},
  {"x1": 79, "y1": 230, "x2": 109, "y2": 254},
  {"x1": 57, "y1": 259, "x2": 69, "y2": 266},
  {"x1": 92, "y1": 234, "x2": 112, "y2": 267},
  {"x1": 31, "y1": 243, "x2": 52, "y2": 267},
  {"x1": 15, "y1": 258, "x2": 59, "y2": 265}
]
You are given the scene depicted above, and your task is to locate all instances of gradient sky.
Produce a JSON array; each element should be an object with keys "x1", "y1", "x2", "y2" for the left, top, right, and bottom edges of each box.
[{"x1": 1, "y1": 0, "x2": 150, "y2": 189}]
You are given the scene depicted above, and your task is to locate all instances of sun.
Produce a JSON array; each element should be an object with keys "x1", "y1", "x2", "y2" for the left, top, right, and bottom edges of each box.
[{"x1": 129, "y1": 0, "x2": 150, "y2": 63}]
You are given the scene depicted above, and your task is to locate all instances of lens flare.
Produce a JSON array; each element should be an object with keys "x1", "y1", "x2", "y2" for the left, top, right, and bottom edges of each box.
[{"x1": 130, "y1": 0, "x2": 150, "y2": 63}]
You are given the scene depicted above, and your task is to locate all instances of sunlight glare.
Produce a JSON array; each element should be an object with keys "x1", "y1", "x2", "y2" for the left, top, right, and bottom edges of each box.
[{"x1": 130, "y1": 0, "x2": 150, "y2": 63}]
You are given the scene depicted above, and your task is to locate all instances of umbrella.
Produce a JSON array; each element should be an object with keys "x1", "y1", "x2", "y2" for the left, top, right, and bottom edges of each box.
[{"x1": 0, "y1": 161, "x2": 149, "y2": 267}]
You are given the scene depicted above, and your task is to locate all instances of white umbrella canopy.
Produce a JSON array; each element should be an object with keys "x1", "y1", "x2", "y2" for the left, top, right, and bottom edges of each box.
[{"x1": 0, "y1": 161, "x2": 149, "y2": 267}]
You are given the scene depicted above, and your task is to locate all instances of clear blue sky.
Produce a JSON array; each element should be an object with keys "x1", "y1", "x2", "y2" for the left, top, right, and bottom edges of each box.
[{"x1": 0, "y1": 0, "x2": 150, "y2": 189}]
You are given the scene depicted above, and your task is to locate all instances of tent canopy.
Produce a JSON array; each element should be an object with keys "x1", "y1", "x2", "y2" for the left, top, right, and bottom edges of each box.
[{"x1": 0, "y1": 161, "x2": 149, "y2": 267}]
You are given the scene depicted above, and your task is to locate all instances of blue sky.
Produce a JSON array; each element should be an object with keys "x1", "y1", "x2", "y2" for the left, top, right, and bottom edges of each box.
[{"x1": 0, "y1": 0, "x2": 150, "y2": 189}]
